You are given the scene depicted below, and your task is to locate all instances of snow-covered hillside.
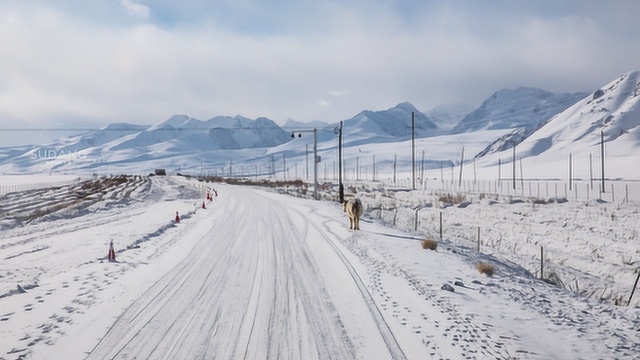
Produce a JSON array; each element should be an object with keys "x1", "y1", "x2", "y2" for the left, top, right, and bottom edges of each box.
[
  {"x1": 472, "y1": 71, "x2": 640, "y2": 180},
  {"x1": 343, "y1": 102, "x2": 438, "y2": 141},
  {"x1": 452, "y1": 87, "x2": 587, "y2": 135},
  {"x1": 425, "y1": 103, "x2": 474, "y2": 130},
  {"x1": 0, "y1": 115, "x2": 292, "y2": 174}
]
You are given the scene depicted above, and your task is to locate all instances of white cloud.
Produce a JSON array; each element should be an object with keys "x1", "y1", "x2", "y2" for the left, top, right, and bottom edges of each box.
[
  {"x1": 315, "y1": 99, "x2": 331, "y2": 107},
  {"x1": 0, "y1": 0, "x2": 639, "y2": 134},
  {"x1": 119, "y1": 0, "x2": 150, "y2": 19}
]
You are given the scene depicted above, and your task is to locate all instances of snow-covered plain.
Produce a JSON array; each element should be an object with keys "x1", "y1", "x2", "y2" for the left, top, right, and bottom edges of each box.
[{"x1": 1, "y1": 175, "x2": 639, "y2": 359}]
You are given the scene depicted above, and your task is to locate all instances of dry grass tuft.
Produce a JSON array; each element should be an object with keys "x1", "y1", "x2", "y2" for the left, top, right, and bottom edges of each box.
[
  {"x1": 437, "y1": 193, "x2": 467, "y2": 205},
  {"x1": 476, "y1": 262, "x2": 495, "y2": 277},
  {"x1": 421, "y1": 238, "x2": 438, "y2": 251}
]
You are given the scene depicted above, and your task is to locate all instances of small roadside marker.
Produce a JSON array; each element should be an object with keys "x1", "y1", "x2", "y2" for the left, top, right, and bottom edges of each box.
[{"x1": 107, "y1": 241, "x2": 116, "y2": 262}]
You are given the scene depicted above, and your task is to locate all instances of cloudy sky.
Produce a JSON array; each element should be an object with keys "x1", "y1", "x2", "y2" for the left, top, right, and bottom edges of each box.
[{"x1": 1, "y1": 0, "x2": 639, "y2": 136}]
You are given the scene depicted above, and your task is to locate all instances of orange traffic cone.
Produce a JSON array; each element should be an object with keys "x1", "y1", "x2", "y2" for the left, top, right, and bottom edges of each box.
[
  {"x1": 175, "y1": 211, "x2": 180, "y2": 223},
  {"x1": 202, "y1": 201, "x2": 206, "y2": 209},
  {"x1": 107, "y1": 241, "x2": 116, "y2": 262}
]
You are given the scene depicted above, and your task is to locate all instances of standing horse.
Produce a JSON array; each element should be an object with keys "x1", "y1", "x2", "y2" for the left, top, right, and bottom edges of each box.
[{"x1": 343, "y1": 198, "x2": 363, "y2": 230}]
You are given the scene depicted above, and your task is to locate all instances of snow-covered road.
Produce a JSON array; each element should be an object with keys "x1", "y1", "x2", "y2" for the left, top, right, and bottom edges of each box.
[{"x1": 85, "y1": 185, "x2": 404, "y2": 360}]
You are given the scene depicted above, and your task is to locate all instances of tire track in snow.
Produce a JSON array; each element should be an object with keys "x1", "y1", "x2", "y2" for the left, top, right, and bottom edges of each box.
[
  {"x1": 232, "y1": 189, "x2": 356, "y2": 360},
  {"x1": 239, "y1": 243, "x2": 264, "y2": 360},
  {"x1": 303, "y1": 217, "x2": 408, "y2": 360},
  {"x1": 85, "y1": 194, "x2": 239, "y2": 359},
  {"x1": 86, "y1": 186, "x2": 359, "y2": 359}
]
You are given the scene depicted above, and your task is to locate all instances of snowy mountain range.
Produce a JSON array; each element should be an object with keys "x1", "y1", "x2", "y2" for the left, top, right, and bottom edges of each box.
[
  {"x1": 1, "y1": 71, "x2": 639, "y2": 179},
  {"x1": 476, "y1": 71, "x2": 640, "y2": 178},
  {"x1": 452, "y1": 87, "x2": 588, "y2": 134},
  {"x1": 343, "y1": 102, "x2": 438, "y2": 141}
]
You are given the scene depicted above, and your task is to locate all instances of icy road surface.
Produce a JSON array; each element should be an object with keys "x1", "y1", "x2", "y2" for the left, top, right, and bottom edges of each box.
[{"x1": 85, "y1": 186, "x2": 405, "y2": 360}]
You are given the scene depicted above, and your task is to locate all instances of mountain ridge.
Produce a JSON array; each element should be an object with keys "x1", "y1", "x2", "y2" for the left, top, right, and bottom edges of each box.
[
  {"x1": 452, "y1": 87, "x2": 588, "y2": 134},
  {"x1": 2, "y1": 71, "x2": 639, "y2": 179}
]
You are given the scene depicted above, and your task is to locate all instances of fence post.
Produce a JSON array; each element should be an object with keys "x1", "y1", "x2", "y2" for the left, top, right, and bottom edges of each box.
[
  {"x1": 599, "y1": 184, "x2": 603, "y2": 200},
  {"x1": 586, "y1": 183, "x2": 590, "y2": 201},
  {"x1": 439, "y1": 212, "x2": 443, "y2": 240},
  {"x1": 414, "y1": 208, "x2": 419, "y2": 231},
  {"x1": 540, "y1": 246, "x2": 544, "y2": 280},
  {"x1": 626, "y1": 184, "x2": 629, "y2": 204},
  {"x1": 477, "y1": 227, "x2": 481, "y2": 252},
  {"x1": 611, "y1": 184, "x2": 615, "y2": 203},
  {"x1": 628, "y1": 270, "x2": 640, "y2": 306},
  {"x1": 546, "y1": 182, "x2": 549, "y2": 198}
]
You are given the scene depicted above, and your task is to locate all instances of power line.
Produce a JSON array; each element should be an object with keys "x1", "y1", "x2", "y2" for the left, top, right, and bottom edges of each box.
[{"x1": 0, "y1": 127, "x2": 306, "y2": 132}]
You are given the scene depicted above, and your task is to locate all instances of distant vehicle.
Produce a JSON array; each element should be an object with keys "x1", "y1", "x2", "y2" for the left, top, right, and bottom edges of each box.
[{"x1": 155, "y1": 169, "x2": 167, "y2": 176}]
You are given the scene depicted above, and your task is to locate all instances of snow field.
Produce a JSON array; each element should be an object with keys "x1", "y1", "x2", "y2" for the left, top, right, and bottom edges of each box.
[
  {"x1": 0, "y1": 176, "x2": 212, "y2": 359},
  {"x1": 1, "y1": 175, "x2": 640, "y2": 359},
  {"x1": 347, "y1": 184, "x2": 640, "y2": 308}
]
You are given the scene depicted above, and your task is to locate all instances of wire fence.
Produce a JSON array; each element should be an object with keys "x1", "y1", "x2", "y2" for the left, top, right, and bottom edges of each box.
[
  {"x1": 0, "y1": 178, "x2": 84, "y2": 195},
  {"x1": 342, "y1": 178, "x2": 640, "y2": 206},
  {"x1": 358, "y1": 187, "x2": 640, "y2": 306}
]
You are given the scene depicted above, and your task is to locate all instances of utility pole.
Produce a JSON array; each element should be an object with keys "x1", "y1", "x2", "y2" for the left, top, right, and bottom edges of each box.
[
  {"x1": 473, "y1": 158, "x2": 477, "y2": 186},
  {"x1": 283, "y1": 152, "x2": 286, "y2": 181},
  {"x1": 568, "y1": 153, "x2": 572, "y2": 191},
  {"x1": 411, "y1": 111, "x2": 416, "y2": 190},
  {"x1": 290, "y1": 128, "x2": 319, "y2": 200},
  {"x1": 393, "y1": 154, "x2": 397, "y2": 184},
  {"x1": 313, "y1": 128, "x2": 318, "y2": 200},
  {"x1": 512, "y1": 145, "x2": 516, "y2": 190},
  {"x1": 372, "y1": 155, "x2": 376, "y2": 181},
  {"x1": 589, "y1": 153, "x2": 593, "y2": 190},
  {"x1": 420, "y1": 150, "x2": 425, "y2": 186},
  {"x1": 601, "y1": 130, "x2": 606, "y2": 192},
  {"x1": 458, "y1": 146, "x2": 464, "y2": 187},
  {"x1": 336, "y1": 121, "x2": 344, "y2": 203}
]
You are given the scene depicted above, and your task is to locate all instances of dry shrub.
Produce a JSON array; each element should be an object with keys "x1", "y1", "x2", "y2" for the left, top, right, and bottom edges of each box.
[
  {"x1": 421, "y1": 238, "x2": 438, "y2": 251},
  {"x1": 476, "y1": 262, "x2": 495, "y2": 276},
  {"x1": 438, "y1": 193, "x2": 467, "y2": 204}
]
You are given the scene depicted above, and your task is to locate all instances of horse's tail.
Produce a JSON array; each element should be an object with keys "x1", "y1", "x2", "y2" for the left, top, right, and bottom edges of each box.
[{"x1": 354, "y1": 199, "x2": 363, "y2": 216}]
